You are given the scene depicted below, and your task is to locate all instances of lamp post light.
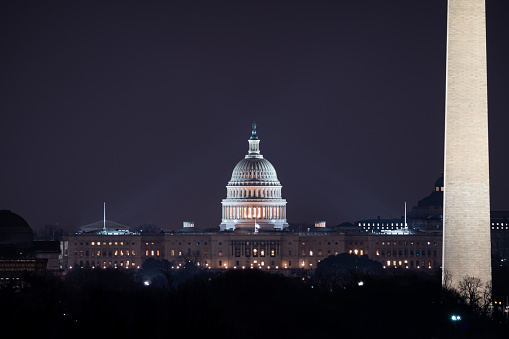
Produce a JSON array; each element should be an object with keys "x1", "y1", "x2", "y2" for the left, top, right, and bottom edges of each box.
[{"x1": 451, "y1": 314, "x2": 461, "y2": 337}]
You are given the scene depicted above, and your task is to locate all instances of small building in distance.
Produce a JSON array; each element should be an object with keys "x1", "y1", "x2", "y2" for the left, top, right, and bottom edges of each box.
[
  {"x1": 409, "y1": 174, "x2": 444, "y2": 232},
  {"x1": 354, "y1": 216, "x2": 409, "y2": 234}
]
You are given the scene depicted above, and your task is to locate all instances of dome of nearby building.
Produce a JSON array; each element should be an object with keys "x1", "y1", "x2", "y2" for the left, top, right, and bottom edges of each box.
[
  {"x1": 0, "y1": 210, "x2": 33, "y2": 248},
  {"x1": 220, "y1": 122, "x2": 288, "y2": 232},
  {"x1": 0, "y1": 210, "x2": 31, "y2": 229}
]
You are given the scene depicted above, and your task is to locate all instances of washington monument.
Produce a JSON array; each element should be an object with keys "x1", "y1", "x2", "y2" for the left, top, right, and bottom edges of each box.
[{"x1": 443, "y1": 0, "x2": 491, "y2": 288}]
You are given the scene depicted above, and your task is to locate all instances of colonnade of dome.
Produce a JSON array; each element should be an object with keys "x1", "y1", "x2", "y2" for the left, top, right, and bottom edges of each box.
[{"x1": 226, "y1": 187, "x2": 281, "y2": 199}]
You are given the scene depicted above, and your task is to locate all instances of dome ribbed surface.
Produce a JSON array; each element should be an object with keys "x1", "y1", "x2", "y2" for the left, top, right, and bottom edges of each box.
[{"x1": 229, "y1": 158, "x2": 279, "y2": 183}]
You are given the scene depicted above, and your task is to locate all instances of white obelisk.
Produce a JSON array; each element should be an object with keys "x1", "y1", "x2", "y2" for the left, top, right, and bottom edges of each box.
[{"x1": 443, "y1": 0, "x2": 491, "y2": 289}]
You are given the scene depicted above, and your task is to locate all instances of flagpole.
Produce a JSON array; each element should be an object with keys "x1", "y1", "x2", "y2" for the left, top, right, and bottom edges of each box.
[{"x1": 103, "y1": 202, "x2": 106, "y2": 233}]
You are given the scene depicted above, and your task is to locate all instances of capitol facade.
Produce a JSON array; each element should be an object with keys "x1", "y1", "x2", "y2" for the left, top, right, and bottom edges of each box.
[
  {"x1": 220, "y1": 122, "x2": 288, "y2": 231},
  {"x1": 61, "y1": 123, "x2": 443, "y2": 273}
]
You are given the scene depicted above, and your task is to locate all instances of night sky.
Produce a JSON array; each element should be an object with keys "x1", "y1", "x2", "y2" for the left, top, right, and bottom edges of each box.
[{"x1": 1, "y1": 1, "x2": 508, "y2": 232}]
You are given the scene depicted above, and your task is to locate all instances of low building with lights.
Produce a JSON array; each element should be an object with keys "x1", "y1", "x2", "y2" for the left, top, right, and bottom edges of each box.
[{"x1": 62, "y1": 224, "x2": 443, "y2": 271}]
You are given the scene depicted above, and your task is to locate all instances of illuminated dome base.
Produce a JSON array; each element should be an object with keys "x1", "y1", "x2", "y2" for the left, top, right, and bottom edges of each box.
[{"x1": 220, "y1": 203, "x2": 288, "y2": 231}]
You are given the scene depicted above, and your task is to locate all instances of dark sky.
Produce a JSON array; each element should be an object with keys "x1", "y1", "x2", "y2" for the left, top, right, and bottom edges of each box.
[{"x1": 1, "y1": 1, "x2": 508, "y2": 232}]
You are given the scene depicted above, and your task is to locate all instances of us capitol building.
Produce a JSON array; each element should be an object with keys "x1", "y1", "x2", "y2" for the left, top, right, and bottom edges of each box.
[
  {"x1": 220, "y1": 122, "x2": 288, "y2": 232},
  {"x1": 62, "y1": 124, "x2": 443, "y2": 272}
]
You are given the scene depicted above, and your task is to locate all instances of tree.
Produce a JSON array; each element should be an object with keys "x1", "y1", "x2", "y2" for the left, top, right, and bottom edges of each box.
[
  {"x1": 315, "y1": 254, "x2": 383, "y2": 289},
  {"x1": 137, "y1": 258, "x2": 173, "y2": 289},
  {"x1": 316, "y1": 253, "x2": 383, "y2": 276},
  {"x1": 178, "y1": 249, "x2": 204, "y2": 268},
  {"x1": 133, "y1": 224, "x2": 162, "y2": 234},
  {"x1": 34, "y1": 223, "x2": 63, "y2": 241},
  {"x1": 457, "y1": 276, "x2": 492, "y2": 315},
  {"x1": 458, "y1": 276, "x2": 483, "y2": 306}
]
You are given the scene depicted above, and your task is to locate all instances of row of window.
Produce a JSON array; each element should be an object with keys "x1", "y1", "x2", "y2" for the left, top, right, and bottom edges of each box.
[
  {"x1": 77, "y1": 241, "x2": 162, "y2": 246},
  {"x1": 301, "y1": 241, "x2": 340, "y2": 246},
  {"x1": 376, "y1": 250, "x2": 438, "y2": 257},
  {"x1": 87, "y1": 241, "x2": 136, "y2": 246},
  {"x1": 377, "y1": 241, "x2": 437, "y2": 246},
  {"x1": 386, "y1": 260, "x2": 434, "y2": 269},
  {"x1": 233, "y1": 247, "x2": 277, "y2": 257},
  {"x1": 359, "y1": 223, "x2": 407, "y2": 227},
  {"x1": 218, "y1": 260, "x2": 280, "y2": 268},
  {"x1": 74, "y1": 260, "x2": 136, "y2": 268},
  {"x1": 75, "y1": 249, "x2": 137, "y2": 257}
]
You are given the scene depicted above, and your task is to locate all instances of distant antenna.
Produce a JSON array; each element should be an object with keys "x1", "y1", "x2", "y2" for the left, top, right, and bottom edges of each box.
[
  {"x1": 404, "y1": 202, "x2": 407, "y2": 229},
  {"x1": 103, "y1": 202, "x2": 106, "y2": 233}
]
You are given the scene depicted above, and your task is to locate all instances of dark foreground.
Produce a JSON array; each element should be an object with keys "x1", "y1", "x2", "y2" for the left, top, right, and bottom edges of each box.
[{"x1": 1, "y1": 259, "x2": 508, "y2": 339}]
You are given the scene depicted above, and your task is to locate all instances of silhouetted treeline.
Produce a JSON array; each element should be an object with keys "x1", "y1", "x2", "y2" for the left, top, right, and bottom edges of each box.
[{"x1": 1, "y1": 257, "x2": 509, "y2": 339}]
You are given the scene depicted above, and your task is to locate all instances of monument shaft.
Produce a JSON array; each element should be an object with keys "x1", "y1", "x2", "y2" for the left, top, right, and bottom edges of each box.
[{"x1": 443, "y1": 0, "x2": 491, "y2": 288}]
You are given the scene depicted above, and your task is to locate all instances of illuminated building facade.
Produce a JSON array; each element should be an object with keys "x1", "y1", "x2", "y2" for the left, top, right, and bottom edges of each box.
[{"x1": 62, "y1": 227, "x2": 442, "y2": 271}]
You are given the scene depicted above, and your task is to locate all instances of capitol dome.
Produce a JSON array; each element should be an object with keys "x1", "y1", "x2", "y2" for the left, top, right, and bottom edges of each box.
[
  {"x1": 220, "y1": 123, "x2": 288, "y2": 231},
  {"x1": 229, "y1": 158, "x2": 279, "y2": 184}
]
